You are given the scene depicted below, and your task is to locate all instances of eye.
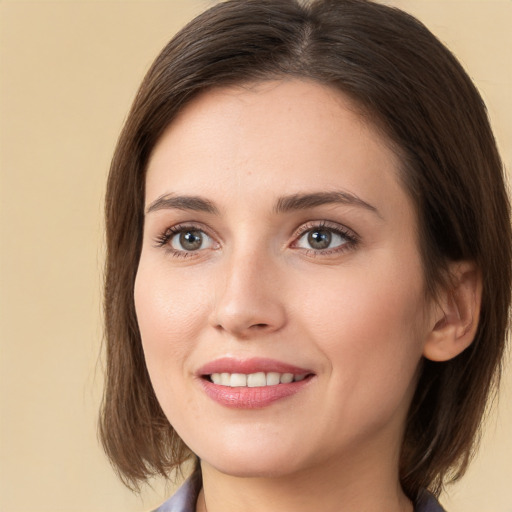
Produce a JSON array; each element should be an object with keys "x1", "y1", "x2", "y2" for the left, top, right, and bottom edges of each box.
[
  {"x1": 293, "y1": 223, "x2": 357, "y2": 253},
  {"x1": 296, "y1": 228, "x2": 346, "y2": 250},
  {"x1": 170, "y1": 228, "x2": 213, "y2": 252},
  {"x1": 154, "y1": 224, "x2": 216, "y2": 256},
  {"x1": 170, "y1": 229, "x2": 213, "y2": 251}
]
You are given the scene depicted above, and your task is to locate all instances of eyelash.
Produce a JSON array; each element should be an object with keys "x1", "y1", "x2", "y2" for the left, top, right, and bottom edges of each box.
[
  {"x1": 153, "y1": 221, "x2": 359, "y2": 258},
  {"x1": 153, "y1": 223, "x2": 213, "y2": 259},
  {"x1": 292, "y1": 221, "x2": 359, "y2": 257}
]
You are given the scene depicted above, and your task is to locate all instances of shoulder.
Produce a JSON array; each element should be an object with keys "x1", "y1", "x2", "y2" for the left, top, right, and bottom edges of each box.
[
  {"x1": 152, "y1": 470, "x2": 202, "y2": 512},
  {"x1": 415, "y1": 490, "x2": 446, "y2": 512}
]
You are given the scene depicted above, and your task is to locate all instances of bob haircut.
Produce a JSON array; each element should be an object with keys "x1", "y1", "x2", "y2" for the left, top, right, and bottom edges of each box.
[{"x1": 100, "y1": 0, "x2": 511, "y2": 500}]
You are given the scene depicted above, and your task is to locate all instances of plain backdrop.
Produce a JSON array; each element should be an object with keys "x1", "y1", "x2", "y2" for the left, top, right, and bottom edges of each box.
[{"x1": 0, "y1": 1, "x2": 511, "y2": 511}]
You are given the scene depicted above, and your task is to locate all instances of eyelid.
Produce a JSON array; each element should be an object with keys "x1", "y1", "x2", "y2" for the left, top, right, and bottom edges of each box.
[
  {"x1": 153, "y1": 221, "x2": 220, "y2": 256},
  {"x1": 293, "y1": 220, "x2": 359, "y2": 239},
  {"x1": 152, "y1": 219, "x2": 359, "y2": 258},
  {"x1": 290, "y1": 220, "x2": 360, "y2": 254}
]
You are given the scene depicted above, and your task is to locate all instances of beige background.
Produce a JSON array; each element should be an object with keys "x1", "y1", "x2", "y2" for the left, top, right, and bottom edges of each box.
[{"x1": 0, "y1": 1, "x2": 510, "y2": 511}]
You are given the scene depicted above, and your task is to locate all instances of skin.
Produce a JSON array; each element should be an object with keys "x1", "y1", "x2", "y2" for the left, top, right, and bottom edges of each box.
[{"x1": 134, "y1": 79, "x2": 447, "y2": 512}]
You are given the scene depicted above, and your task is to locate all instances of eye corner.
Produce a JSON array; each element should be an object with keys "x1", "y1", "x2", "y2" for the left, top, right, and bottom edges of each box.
[
  {"x1": 151, "y1": 222, "x2": 220, "y2": 259},
  {"x1": 291, "y1": 221, "x2": 360, "y2": 257}
]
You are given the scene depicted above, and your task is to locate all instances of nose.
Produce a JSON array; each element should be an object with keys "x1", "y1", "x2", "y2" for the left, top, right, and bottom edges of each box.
[{"x1": 210, "y1": 248, "x2": 287, "y2": 339}]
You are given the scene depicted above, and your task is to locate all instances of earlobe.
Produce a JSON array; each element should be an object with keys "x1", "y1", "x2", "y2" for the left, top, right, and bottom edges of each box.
[{"x1": 423, "y1": 261, "x2": 482, "y2": 362}]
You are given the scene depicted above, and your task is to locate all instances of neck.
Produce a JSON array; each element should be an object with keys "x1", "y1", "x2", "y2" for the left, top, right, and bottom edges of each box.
[{"x1": 196, "y1": 450, "x2": 413, "y2": 512}]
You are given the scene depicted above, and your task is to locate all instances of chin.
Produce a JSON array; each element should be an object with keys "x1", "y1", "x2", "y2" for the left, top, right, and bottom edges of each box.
[
  {"x1": 205, "y1": 456, "x2": 296, "y2": 479},
  {"x1": 196, "y1": 439, "x2": 308, "y2": 479}
]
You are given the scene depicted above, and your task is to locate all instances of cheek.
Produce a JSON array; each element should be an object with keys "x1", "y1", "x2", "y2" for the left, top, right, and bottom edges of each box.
[
  {"x1": 133, "y1": 262, "x2": 214, "y2": 432},
  {"x1": 299, "y1": 264, "x2": 425, "y2": 339},
  {"x1": 294, "y1": 258, "x2": 428, "y2": 400},
  {"x1": 133, "y1": 262, "x2": 209, "y2": 374}
]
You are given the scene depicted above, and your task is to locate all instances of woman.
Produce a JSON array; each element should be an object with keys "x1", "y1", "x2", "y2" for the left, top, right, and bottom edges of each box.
[{"x1": 99, "y1": 1, "x2": 511, "y2": 511}]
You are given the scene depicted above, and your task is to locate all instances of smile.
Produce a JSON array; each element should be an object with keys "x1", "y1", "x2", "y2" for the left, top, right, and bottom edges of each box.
[
  {"x1": 197, "y1": 358, "x2": 314, "y2": 408},
  {"x1": 208, "y1": 372, "x2": 308, "y2": 387}
]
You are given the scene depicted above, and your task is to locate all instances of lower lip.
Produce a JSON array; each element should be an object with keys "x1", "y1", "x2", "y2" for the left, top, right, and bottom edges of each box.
[{"x1": 199, "y1": 377, "x2": 312, "y2": 409}]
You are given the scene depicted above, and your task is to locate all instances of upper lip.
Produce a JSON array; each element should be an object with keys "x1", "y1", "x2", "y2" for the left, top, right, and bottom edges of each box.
[{"x1": 197, "y1": 357, "x2": 313, "y2": 376}]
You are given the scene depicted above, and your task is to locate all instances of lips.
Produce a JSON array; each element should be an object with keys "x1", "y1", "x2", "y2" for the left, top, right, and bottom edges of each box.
[{"x1": 197, "y1": 357, "x2": 314, "y2": 409}]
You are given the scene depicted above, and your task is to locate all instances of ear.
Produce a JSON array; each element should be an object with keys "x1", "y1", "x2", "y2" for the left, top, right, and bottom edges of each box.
[{"x1": 423, "y1": 261, "x2": 482, "y2": 362}]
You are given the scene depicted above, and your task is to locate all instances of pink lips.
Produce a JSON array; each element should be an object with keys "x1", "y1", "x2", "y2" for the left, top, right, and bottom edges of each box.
[
  {"x1": 198, "y1": 357, "x2": 311, "y2": 376},
  {"x1": 197, "y1": 357, "x2": 314, "y2": 409}
]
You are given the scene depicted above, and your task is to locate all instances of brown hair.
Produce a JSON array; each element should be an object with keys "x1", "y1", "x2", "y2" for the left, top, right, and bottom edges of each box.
[{"x1": 100, "y1": 0, "x2": 511, "y2": 499}]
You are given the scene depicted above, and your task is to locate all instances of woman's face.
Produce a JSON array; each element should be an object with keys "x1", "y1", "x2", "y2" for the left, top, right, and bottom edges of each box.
[{"x1": 135, "y1": 80, "x2": 435, "y2": 478}]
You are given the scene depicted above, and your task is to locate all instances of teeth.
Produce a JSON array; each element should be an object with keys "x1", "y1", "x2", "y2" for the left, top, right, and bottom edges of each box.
[
  {"x1": 247, "y1": 372, "x2": 266, "y2": 387},
  {"x1": 266, "y1": 372, "x2": 280, "y2": 386},
  {"x1": 209, "y1": 372, "x2": 308, "y2": 387},
  {"x1": 230, "y1": 373, "x2": 247, "y2": 387},
  {"x1": 280, "y1": 373, "x2": 293, "y2": 384}
]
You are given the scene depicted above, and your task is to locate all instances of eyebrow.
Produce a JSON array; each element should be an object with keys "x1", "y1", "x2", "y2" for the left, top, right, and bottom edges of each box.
[
  {"x1": 274, "y1": 191, "x2": 380, "y2": 217},
  {"x1": 146, "y1": 194, "x2": 219, "y2": 215},
  {"x1": 145, "y1": 190, "x2": 380, "y2": 217}
]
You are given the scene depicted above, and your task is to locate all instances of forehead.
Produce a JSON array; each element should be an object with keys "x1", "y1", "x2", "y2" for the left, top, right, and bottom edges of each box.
[{"x1": 145, "y1": 79, "x2": 409, "y2": 220}]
